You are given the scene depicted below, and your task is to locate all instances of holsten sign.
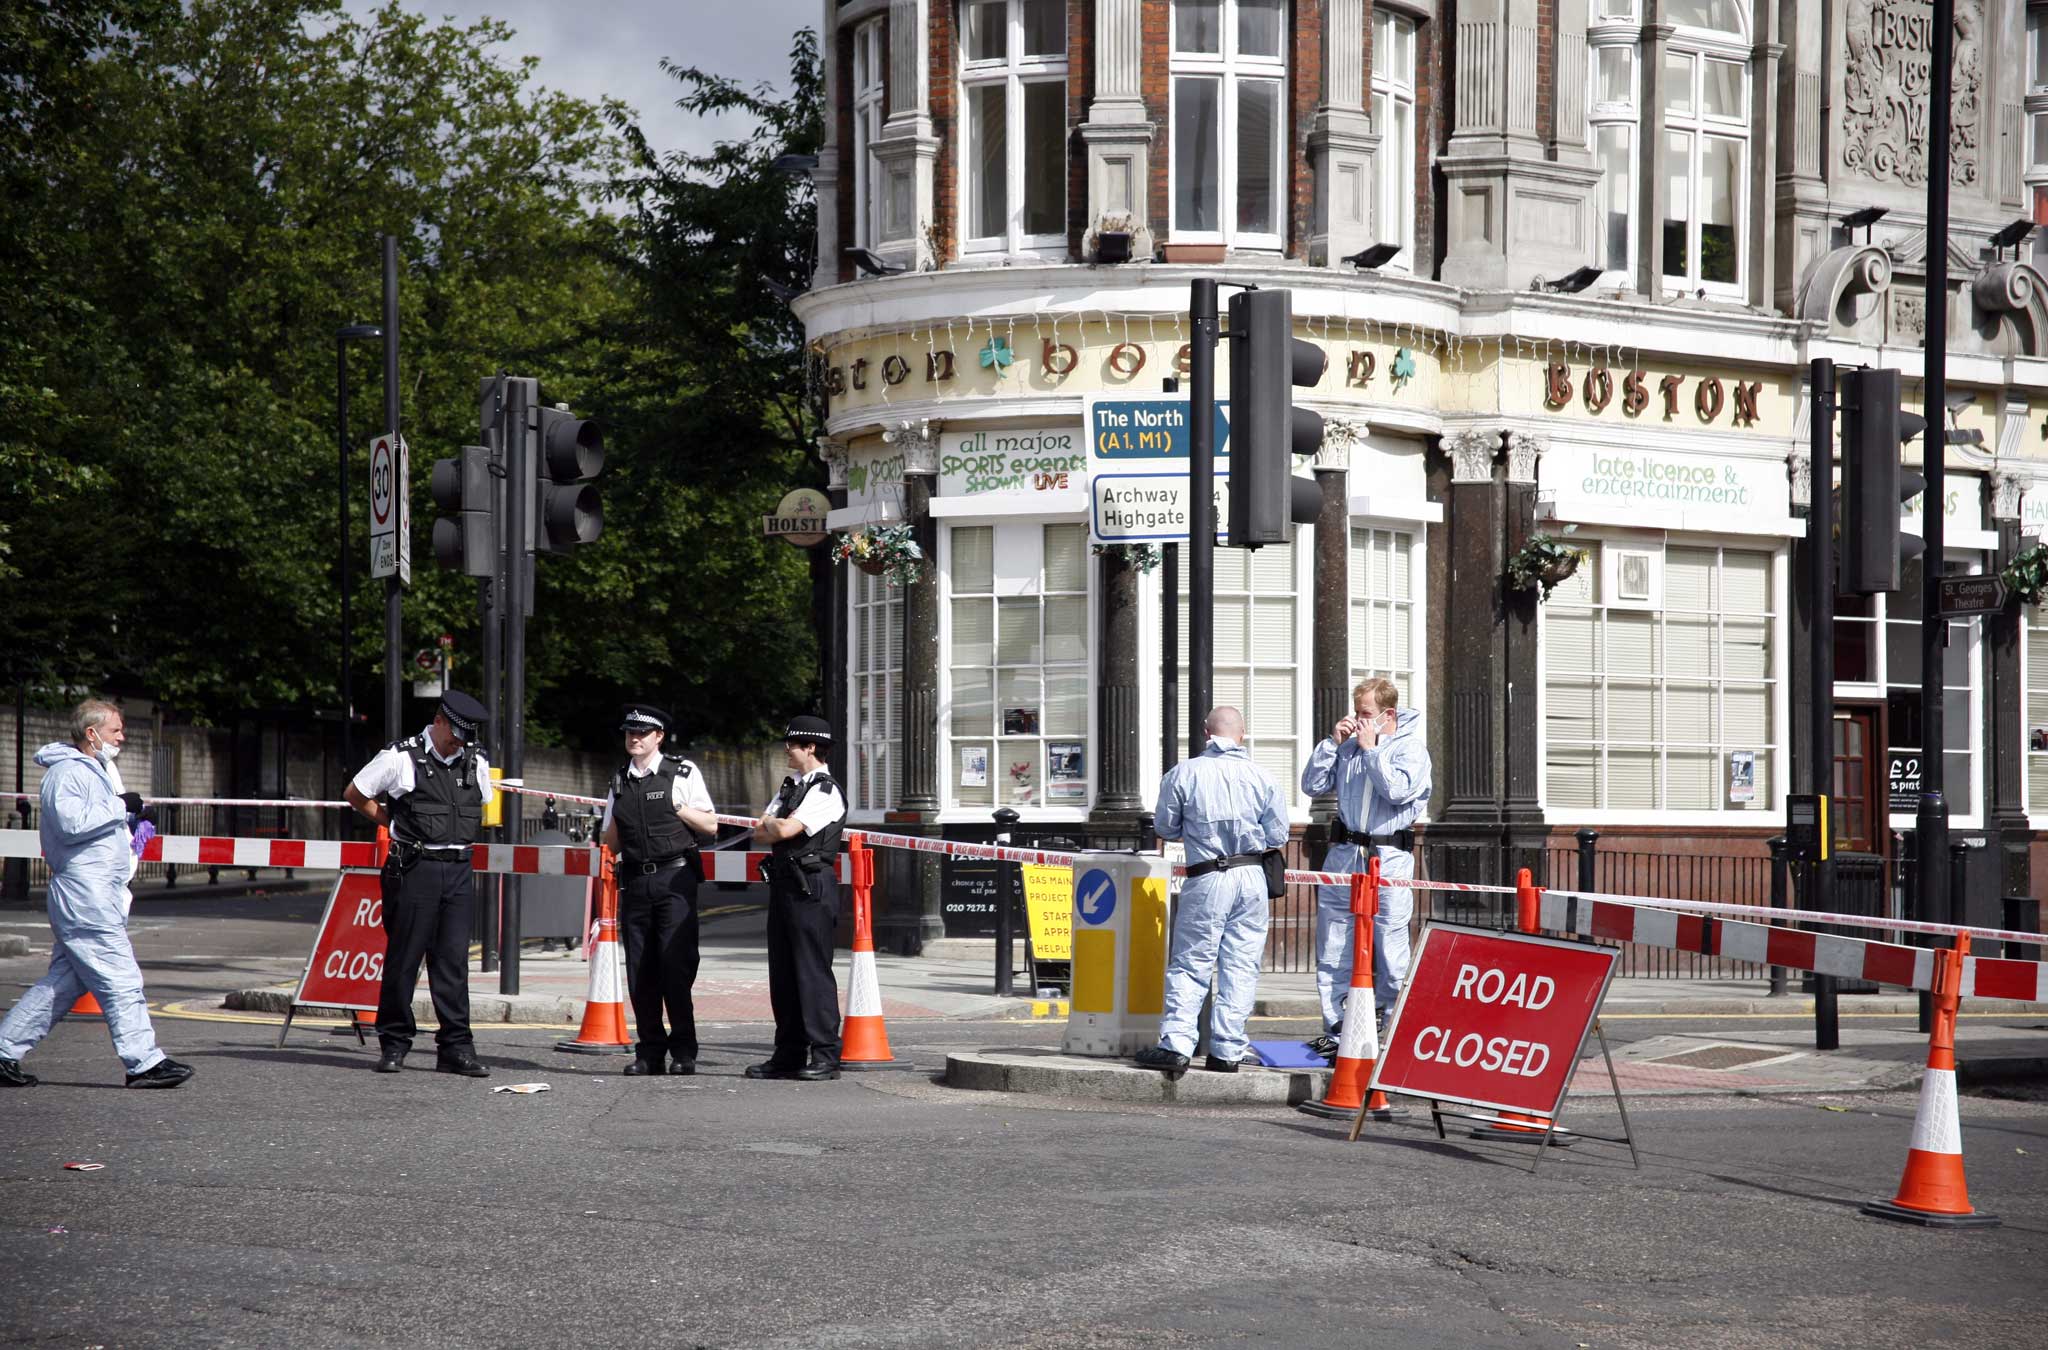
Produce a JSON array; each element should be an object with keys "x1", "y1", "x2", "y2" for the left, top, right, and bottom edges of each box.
[
  {"x1": 763, "y1": 488, "x2": 831, "y2": 548},
  {"x1": 1371, "y1": 924, "x2": 1617, "y2": 1117}
]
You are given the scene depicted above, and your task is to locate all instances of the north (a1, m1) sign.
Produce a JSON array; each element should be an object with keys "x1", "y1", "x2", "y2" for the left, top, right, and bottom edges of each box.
[
  {"x1": 1371, "y1": 923, "x2": 1618, "y2": 1119},
  {"x1": 1084, "y1": 394, "x2": 1233, "y2": 545}
]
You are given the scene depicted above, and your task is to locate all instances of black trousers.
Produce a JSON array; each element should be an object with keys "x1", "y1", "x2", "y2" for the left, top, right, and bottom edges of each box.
[
  {"x1": 766, "y1": 866, "x2": 840, "y2": 1061},
  {"x1": 618, "y1": 863, "x2": 700, "y2": 1064},
  {"x1": 376, "y1": 856, "x2": 474, "y2": 1054}
]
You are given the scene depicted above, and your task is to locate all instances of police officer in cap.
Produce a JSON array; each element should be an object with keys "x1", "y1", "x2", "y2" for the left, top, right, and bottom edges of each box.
[
  {"x1": 344, "y1": 690, "x2": 495, "y2": 1077},
  {"x1": 746, "y1": 715, "x2": 846, "y2": 1081},
  {"x1": 601, "y1": 704, "x2": 717, "y2": 1075}
]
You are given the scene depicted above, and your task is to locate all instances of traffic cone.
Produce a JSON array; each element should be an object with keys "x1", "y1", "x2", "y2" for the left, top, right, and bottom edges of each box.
[
  {"x1": 557, "y1": 848, "x2": 632, "y2": 1055},
  {"x1": 1472, "y1": 868, "x2": 1571, "y2": 1145},
  {"x1": 1863, "y1": 934, "x2": 1999, "y2": 1228},
  {"x1": 839, "y1": 834, "x2": 905, "y2": 1070},
  {"x1": 67, "y1": 990, "x2": 106, "y2": 1020},
  {"x1": 1302, "y1": 860, "x2": 1396, "y2": 1121}
]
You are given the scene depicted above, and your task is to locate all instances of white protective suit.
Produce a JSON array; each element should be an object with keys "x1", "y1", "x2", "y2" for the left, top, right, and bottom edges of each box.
[
  {"x1": 0, "y1": 742, "x2": 166, "y2": 1074},
  {"x1": 1152, "y1": 736, "x2": 1289, "y2": 1061}
]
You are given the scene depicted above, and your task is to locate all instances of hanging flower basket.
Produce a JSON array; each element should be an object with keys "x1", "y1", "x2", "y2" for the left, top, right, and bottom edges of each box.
[
  {"x1": 831, "y1": 524, "x2": 924, "y2": 587},
  {"x1": 1505, "y1": 533, "x2": 1588, "y2": 600},
  {"x1": 2002, "y1": 541, "x2": 2048, "y2": 609},
  {"x1": 1092, "y1": 542, "x2": 1163, "y2": 574}
]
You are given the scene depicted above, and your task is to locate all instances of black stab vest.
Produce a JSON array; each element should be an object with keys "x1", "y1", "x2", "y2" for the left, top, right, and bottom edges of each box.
[
  {"x1": 768, "y1": 772, "x2": 844, "y2": 875},
  {"x1": 612, "y1": 756, "x2": 699, "y2": 864},
  {"x1": 384, "y1": 735, "x2": 482, "y2": 847}
]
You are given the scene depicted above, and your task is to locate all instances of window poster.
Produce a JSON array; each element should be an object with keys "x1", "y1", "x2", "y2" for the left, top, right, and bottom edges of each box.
[
  {"x1": 1726, "y1": 749, "x2": 1756, "y2": 806},
  {"x1": 1047, "y1": 742, "x2": 1085, "y2": 803},
  {"x1": 960, "y1": 745, "x2": 988, "y2": 788}
]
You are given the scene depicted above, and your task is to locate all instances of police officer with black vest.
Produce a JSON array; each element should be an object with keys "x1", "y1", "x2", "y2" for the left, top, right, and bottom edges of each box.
[
  {"x1": 344, "y1": 690, "x2": 495, "y2": 1077},
  {"x1": 745, "y1": 715, "x2": 847, "y2": 1082},
  {"x1": 601, "y1": 704, "x2": 717, "y2": 1076}
]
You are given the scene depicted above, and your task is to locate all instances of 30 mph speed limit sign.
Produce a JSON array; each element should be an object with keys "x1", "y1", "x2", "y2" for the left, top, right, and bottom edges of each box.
[{"x1": 368, "y1": 432, "x2": 411, "y2": 585}]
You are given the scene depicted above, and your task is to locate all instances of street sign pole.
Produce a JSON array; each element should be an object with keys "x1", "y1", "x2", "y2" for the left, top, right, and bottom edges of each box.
[{"x1": 1187, "y1": 279, "x2": 1217, "y2": 760}]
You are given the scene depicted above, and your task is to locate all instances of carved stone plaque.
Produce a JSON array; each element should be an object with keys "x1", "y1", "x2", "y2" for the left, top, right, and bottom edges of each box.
[{"x1": 1839, "y1": 0, "x2": 1983, "y2": 190}]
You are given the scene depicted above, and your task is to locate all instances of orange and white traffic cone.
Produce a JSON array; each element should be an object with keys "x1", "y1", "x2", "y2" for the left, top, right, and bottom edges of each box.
[
  {"x1": 1863, "y1": 933, "x2": 1999, "y2": 1228},
  {"x1": 1302, "y1": 859, "x2": 1396, "y2": 1121},
  {"x1": 1472, "y1": 868, "x2": 1570, "y2": 1146},
  {"x1": 67, "y1": 990, "x2": 106, "y2": 1021},
  {"x1": 839, "y1": 834, "x2": 905, "y2": 1070},
  {"x1": 556, "y1": 847, "x2": 632, "y2": 1055}
]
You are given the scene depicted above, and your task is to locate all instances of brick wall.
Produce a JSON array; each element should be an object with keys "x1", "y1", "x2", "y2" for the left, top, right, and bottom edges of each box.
[
  {"x1": 1066, "y1": 0, "x2": 1093, "y2": 257},
  {"x1": 1142, "y1": 0, "x2": 1170, "y2": 237},
  {"x1": 930, "y1": 3, "x2": 958, "y2": 264},
  {"x1": 1536, "y1": 0, "x2": 1554, "y2": 147},
  {"x1": 835, "y1": 17, "x2": 859, "y2": 283},
  {"x1": 1289, "y1": 0, "x2": 1326, "y2": 258},
  {"x1": 1416, "y1": 3, "x2": 1439, "y2": 276}
]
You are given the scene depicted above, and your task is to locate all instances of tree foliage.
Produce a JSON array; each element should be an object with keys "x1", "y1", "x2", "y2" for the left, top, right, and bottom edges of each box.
[{"x1": 0, "y1": 0, "x2": 826, "y2": 751}]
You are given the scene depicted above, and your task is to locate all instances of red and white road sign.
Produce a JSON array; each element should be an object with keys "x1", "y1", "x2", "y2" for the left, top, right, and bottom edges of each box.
[
  {"x1": 291, "y1": 871, "x2": 388, "y2": 1012},
  {"x1": 367, "y1": 432, "x2": 410, "y2": 585},
  {"x1": 1371, "y1": 924, "x2": 1618, "y2": 1118}
]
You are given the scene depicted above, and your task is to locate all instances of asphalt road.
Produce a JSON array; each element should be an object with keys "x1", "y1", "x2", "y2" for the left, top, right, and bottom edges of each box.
[{"x1": 2, "y1": 898, "x2": 2045, "y2": 1349}]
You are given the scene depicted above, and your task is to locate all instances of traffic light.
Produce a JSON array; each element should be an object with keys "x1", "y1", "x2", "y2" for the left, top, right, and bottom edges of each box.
[
  {"x1": 429, "y1": 445, "x2": 496, "y2": 576},
  {"x1": 1226, "y1": 288, "x2": 1326, "y2": 548},
  {"x1": 1839, "y1": 366, "x2": 1927, "y2": 594},
  {"x1": 533, "y1": 405, "x2": 604, "y2": 553}
]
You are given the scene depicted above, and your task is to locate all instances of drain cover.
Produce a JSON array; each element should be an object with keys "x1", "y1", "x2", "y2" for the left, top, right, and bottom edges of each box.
[{"x1": 1652, "y1": 1044, "x2": 1792, "y2": 1070}]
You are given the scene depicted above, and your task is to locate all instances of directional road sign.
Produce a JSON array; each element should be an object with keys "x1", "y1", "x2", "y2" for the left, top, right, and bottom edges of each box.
[{"x1": 1937, "y1": 575, "x2": 2008, "y2": 617}]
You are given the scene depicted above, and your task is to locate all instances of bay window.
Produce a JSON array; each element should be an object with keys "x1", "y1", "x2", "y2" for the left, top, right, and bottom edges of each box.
[
  {"x1": 1371, "y1": 8, "x2": 1417, "y2": 270},
  {"x1": 1587, "y1": 3, "x2": 1638, "y2": 278},
  {"x1": 1169, "y1": 0, "x2": 1286, "y2": 250},
  {"x1": 851, "y1": 19, "x2": 885, "y2": 251},
  {"x1": 1349, "y1": 525, "x2": 1419, "y2": 703},
  {"x1": 1177, "y1": 540, "x2": 1302, "y2": 802},
  {"x1": 960, "y1": 0, "x2": 1068, "y2": 256},
  {"x1": 1659, "y1": 5, "x2": 1749, "y2": 295},
  {"x1": 852, "y1": 565, "x2": 904, "y2": 814}
]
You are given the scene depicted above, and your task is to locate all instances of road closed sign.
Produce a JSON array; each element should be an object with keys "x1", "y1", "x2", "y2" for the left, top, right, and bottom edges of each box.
[
  {"x1": 291, "y1": 870, "x2": 389, "y2": 1011},
  {"x1": 1371, "y1": 924, "x2": 1618, "y2": 1119}
]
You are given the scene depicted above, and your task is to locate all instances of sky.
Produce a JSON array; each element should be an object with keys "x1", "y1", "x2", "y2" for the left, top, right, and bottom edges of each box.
[{"x1": 340, "y1": 0, "x2": 820, "y2": 161}]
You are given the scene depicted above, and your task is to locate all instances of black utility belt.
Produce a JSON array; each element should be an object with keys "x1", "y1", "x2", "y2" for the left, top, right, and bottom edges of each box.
[
  {"x1": 624, "y1": 852, "x2": 697, "y2": 876},
  {"x1": 1182, "y1": 851, "x2": 1268, "y2": 880},
  {"x1": 1328, "y1": 824, "x2": 1414, "y2": 851},
  {"x1": 767, "y1": 854, "x2": 832, "y2": 875},
  {"x1": 392, "y1": 843, "x2": 470, "y2": 860}
]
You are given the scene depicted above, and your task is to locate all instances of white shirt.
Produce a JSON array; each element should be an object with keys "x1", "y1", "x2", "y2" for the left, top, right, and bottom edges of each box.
[
  {"x1": 352, "y1": 726, "x2": 496, "y2": 808},
  {"x1": 600, "y1": 753, "x2": 715, "y2": 834},
  {"x1": 762, "y1": 768, "x2": 845, "y2": 837}
]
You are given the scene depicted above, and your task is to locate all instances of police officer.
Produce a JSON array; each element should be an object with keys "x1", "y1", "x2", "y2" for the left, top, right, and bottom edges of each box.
[
  {"x1": 601, "y1": 704, "x2": 717, "y2": 1076},
  {"x1": 745, "y1": 715, "x2": 846, "y2": 1082},
  {"x1": 1297, "y1": 677, "x2": 1432, "y2": 1056},
  {"x1": 344, "y1": 690, "x2": 494, "y2": 1078},
  {"x1": 1137, "y1": 707, "x2": 1289, "y2": 1078}
]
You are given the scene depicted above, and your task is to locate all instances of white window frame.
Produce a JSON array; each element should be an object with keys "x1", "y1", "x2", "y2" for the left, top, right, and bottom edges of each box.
[
  {"x1": 958, "y1": 0, "x2": 1068, "y2": 258},
  {"x1": 848, "y1": 563, "x2": 904, "y2": 819},
  {"x1": 1348, "y1": 521, "x2": 1425, "y2": 734},
  {"x1": 1172, "y1": 535, "x2": 1306, "y2": 808},
  {"x1": 937, "y1": 517, "x2": 1097, "y2": 821},
  {"x1": 1833, "y1": 551, "x2": 1988, "y2": 832},
  {"x1": 2024, "y1": 594, "x2": 2048, "y2": 826},
  {"x1": 2028, "y1": 4, "x2": 2048, "y2": 219},
  {"x1": 1538, "y1": 532, "x2": 1791, "y2": 825},
  {"x1": 1658, "y1": 7, "x2": 1751, "y2": 299},
  {"x1": 1587, "y1": 4, "x2": 1639, "y2": 283},
  {"x1": 851, "y1": 19, "x2": 886, "y2": 252},
  {"x1": 1167, "y1": 0, "x2": 1287, "y2": 252},
  {"x1": 1370, "y1": 8, "x2": 1418, "y2": 272}
]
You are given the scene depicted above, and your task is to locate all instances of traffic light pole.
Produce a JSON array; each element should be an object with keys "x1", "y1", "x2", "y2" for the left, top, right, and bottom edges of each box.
[
  {"x1": 1807, "y1": 358, "x2": 1839, "y2": 1051},
  {"x1": 1187, "y1": 279, "x2": 1217, "y2": 759},
  {"x1": 500, "y1": 378, "x2": 530, "y2": 994},
  {"x1": 381, "y1": 235, "x2": 403, "y2": 745},
  {"x1": 1917, "y1": 0, "x2": 1953, "y2": 940}
]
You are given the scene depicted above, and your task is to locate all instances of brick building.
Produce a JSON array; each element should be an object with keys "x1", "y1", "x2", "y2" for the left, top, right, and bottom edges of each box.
[{"x1": 791, "y1": 0, "x2": 2048, "y2": 954}]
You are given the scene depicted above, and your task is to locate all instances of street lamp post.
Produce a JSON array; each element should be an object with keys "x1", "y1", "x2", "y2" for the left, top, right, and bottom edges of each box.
[{"x1": 336, "y1": 322, "x2": 385, "y2": 774}]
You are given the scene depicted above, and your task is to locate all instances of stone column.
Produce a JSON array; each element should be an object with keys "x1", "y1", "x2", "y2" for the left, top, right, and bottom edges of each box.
[
  {"x1": 1772, "y1": 0, "x2": 1827, "y2": 313},
  {"x1": 880, "y1": 417, "x2": 944, "y2": 950},
  {"x1": 1439, "y1": 0, "x2": 1601, "y2": 290},
  {"x1": 1637, "y1": 21, "x2": 1676, "y2": 294},
  {"x1": 1091, "y1": 547, "x2": 1144, "y2": 821},
  {"x1": 1309, "y1": 419, "x2": 1361, "y2": 826},
  {"x1": 1988, "y1": 466, "x2": 2034, "y2": 907},
  {"x1": 1746, "y1": 6, "x2": 1783, "y2": 312},
  {"x1": 1081, "y1": 0, "x2": 1156, "y2": 258},
  {"x1": 1307, "y1": 0, "x2": 1378, "y2": 266},
  {"x1": 1431, "y1": 427, "x2": 1506, "y2": 883},
  {"x1": 1500, "y1": 430, "x2": 1546, "y2": 877},
  {"x1": 870, "y1": 0, "x2": 939, "y2": 271}
]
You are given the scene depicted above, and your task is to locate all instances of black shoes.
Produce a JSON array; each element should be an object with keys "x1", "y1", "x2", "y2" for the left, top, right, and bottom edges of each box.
[
  {"x1": 667, "y1": 1059, "x2": 696, "y2": 1076},
  {"x1": 1204, "y1": 1054, "x2": 1258, "y2": 1073},
  {"x1": 794, "y1": 1056, "x2": 840, "y2": 1082},
  {"x1": 0, "y1": 1057, "x2": 38, "y2": 1088},
  {"x1": 624, "y1": 1058, "x2": 661, "y2": 1076},
  {"x1": 1134, "y1": 1046, "x2": 1191, "y2": 1079},
  {"x1": 434, "y1": 1052, "x2": 490, "y2": 1079},
  {"x1": 1306, "y1": 1032, "x2": 1339, "y2": 1059},
  {"x1": 125, "y1": 1058, "x2": 194, "y2": 1089},
  {"x1": 375, "y1": 1049, "x2": 405, "y2": 1074},
  {"x1": 744, "y1": 1058, "x2": 802, "y2": 1080}
]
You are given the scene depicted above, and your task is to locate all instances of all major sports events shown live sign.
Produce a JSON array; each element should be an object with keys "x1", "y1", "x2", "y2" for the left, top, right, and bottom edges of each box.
[
  {"x1": 1371, "y1": 924, "x2": 1618, "y2": 1119},
  {"x1": 1085, "y1": 394, "x2": 1232, "y2": 545}
]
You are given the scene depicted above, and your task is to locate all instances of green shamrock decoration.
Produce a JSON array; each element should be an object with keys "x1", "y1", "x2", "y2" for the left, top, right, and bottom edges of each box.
[
  {"x1": 979, "y1": 336, "x2": 1015, "y2": 373},
  {"x1": 1390, "y1": 347, "x2": 1416, "y2": 386}
]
